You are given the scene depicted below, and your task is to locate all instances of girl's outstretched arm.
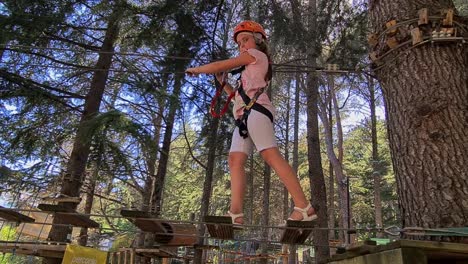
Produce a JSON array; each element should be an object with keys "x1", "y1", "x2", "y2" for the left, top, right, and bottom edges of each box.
[{"x1": 186, "y1": 51, "x2": 255, "y2": 76}]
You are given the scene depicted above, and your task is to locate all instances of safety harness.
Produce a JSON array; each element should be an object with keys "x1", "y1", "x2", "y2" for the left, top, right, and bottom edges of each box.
[{"x1": 210, "y1": 66, "x2": 273, "y2": 139}]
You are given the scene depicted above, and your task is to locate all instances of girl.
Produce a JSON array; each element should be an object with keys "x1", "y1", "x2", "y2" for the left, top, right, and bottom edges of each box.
[{"x1": 186, "y1": 20, "x2": 317, "y2": 225}]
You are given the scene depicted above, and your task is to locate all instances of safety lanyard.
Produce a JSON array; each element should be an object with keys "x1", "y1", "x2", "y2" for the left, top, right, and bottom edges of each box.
[{"x1": 209, "y1": 72, "x2": 236, "y2": 118}]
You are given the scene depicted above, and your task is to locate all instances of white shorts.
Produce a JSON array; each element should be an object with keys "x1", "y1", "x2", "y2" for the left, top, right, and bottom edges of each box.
[{"x1": 229, "y1": 109, "x2": 277, "y2": 155}]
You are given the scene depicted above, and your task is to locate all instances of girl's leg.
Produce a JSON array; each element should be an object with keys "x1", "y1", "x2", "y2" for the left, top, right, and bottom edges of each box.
[
  {"x1": 260, "y1": 147, "x2": 315, "y2": 220},
  {"x1": 228, "y1": 151, "x2": 248, "y2": 224}
]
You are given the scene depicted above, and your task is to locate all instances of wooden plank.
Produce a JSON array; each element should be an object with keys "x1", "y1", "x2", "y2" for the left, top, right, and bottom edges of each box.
[
  {"x1": 418, "y1": 8, "x2": 428, "y2": 26},
  {"x1": 38, "y1": 203, "x2": 74, "y2": 213},
  {"x1": 38, "y1": 204, "x2": 99, "y2": 228},
  {"x1": 120, "y1": 209, "x2": 158, "y2": 218},
  {"x1": 329, "y1": 248, "x2": 415, "y2": 264},
  {"x1": 120, "y1": 209, "x2": 168, "y2": 233},
  {"x1": 41, "y1": 195, "x2": 81, "y2": 204},
  {"x1": 120, "y1": 209, "x2": 168, "y2": 234},
  {"x1": 330, "y1": 239, "x2": 468, "y2": 263},
  {"x1": 0, "y1": 206, "x2": 35, "y2": 223},
  {"x1": 0, "y1": 242, "x2": 66, "y2": 258},
  {"x1": 54, "y1": 212, "x2": 99, "y2": 228},
  {"x1": 346, "y1": 240, "x2": 377, "y2": 251},
  {"x1": 204, "y1": 216, "x2": 234, "y2": 240},
  {"x1": 133, "y1": 247, "x2": 175, "y2": 258},
  {"x1": 280, "y1": 220, "x2": 316, "y2": 244},
  {"x1": 395, "y1": 239, "x2": 468, "y2": 254},
  {"x1": 0, "y1": 248, "x2": 65, "y2": 258}
]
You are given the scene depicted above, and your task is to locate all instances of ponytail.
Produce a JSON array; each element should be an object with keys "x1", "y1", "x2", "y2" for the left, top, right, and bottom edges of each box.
[{"x1": 256, "y1": 41, "x2": 272, "y2": 82}]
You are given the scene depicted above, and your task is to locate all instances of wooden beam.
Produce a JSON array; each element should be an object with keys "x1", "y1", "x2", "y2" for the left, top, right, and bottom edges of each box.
[
  {"x1": 120, "y1": 209, "x2": 168, "y2": 234},
  {"x1": 0, "y1": 242, "x2": 66, "y2": 259},
  {"x1": 0, "y1": 206, "x2": 35, "y2": 223},
  {"x1": 38, "y1": 204, "x2": 99, "y2": 228},
  {"x1": 418, "y1": 8, "x2": 428, "y2": 26},
  {"x1": 54, "y1": 212, "x2": 99, "y2": 228},
  {"x1": 38, "y1": 204, "x2": 74, "y2": 213}
]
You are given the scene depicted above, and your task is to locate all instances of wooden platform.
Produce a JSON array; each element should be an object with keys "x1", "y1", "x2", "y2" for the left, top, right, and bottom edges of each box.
[
  {"x1": 38, "y1": 204, "x2": 99, "y2": 228},
  {"x1": 204, "y1": 216, "x2": 235, "y2": 240},
  {"x1": 328, "y1": 239, "x2": 468, "y2": 264},
  {"x1": 120, "y1": 209, "x2": 167, "y2": 233},
  {"x1": 280, "y1": 220, "x2": 316, "y2": 244},
  {"x1": 0, "y1": 206, "x2": 35, "y2": 223},
  {"x1": 41, "y1": 195, "x2": 81, "y2": 204},
  {"x1": 38, "y1": 204, "x2": 74, "y2": 213},
  {"x1": 0, "y1": 241, "x2": 66, "y2": 258}
]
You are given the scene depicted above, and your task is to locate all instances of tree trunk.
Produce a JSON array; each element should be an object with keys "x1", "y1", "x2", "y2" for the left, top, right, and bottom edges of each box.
[
  {"x1": 78, "y1": 165, "x2": 98, "y2": 246},
  {"x1": 305, "y1": 0, "x2": 330, "y2": 262},
  {"x1": 247, "y1": 154, "x2": 254, "y2": 224},
  {"x1": 137, "y1": 77, "x2": 166, "y2": 264},
  {"x1": 151, "y1": 71, "x2": 183, "y2": 216},
  {"x1": 43, "y1": 6, "x2": 121, "y2": 264},
  {"x1": 193, "y1": 112, "x2": 219, "y2": 264},
  {"x1": 328, "y1": 99, "x2": 336, "y2": 241},
  {"x1": 318, "y1": 77, "x2": 350, "y2": 244},
  {"x1": 369, "y1": 0, "x2": 468, "y2": 231},
  {"x1": 368, "y1": 77, "x2": 384, "y2": 237},
  {"x1": 260, "y1": 74, "x2": 272, "y2": 264},
  {"x1": 288, "y1": 73, "x2": 302, "y2": 264},
  {"x1": 283, "y1": 80, "x2": 292, "y2": 221},
  {"x1": 259, "y1": 165, "x2": 271, "y2": 264}
]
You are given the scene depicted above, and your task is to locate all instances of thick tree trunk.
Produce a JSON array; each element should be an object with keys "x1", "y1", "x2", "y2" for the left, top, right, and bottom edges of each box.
[
  {"x1": 369, "y1": 0, "x2": 468, "y2": 231},
  {"x1": 43, "y1": 7, "x2": 121, "y2": 264}
]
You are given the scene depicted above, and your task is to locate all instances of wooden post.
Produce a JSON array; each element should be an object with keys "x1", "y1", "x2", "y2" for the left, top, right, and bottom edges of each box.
[
  {"x1": 418, "y1": 8, "x2": 428, "y2": 26},
  {"x1": 411, "y1": 28, "x2": 423, "y2": 45},
  {"x1": 130, "y1": 248, "x2": 135, "y2": 264}
]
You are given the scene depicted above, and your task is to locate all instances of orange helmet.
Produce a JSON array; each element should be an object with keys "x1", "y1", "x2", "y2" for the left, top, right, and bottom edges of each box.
[{"x1": 233, "y1": 20, "x2": 267, "y2": 41}]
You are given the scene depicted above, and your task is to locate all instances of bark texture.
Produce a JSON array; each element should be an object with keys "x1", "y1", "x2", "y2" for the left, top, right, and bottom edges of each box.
[{"x1": 369, "y1": 0, "x2": 468, "y2": 230}]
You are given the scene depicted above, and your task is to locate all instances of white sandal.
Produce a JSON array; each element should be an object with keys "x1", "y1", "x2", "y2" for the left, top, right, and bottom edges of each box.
[
  {"x1": 228, "y1": 211, "x2": 244, "y2": 226},
  {"x1": 287, "y1": 203, "x2": 318, "y2": 221}
]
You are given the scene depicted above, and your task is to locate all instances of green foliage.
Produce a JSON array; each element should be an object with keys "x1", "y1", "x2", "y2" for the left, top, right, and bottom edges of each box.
[
  {"x1": 0, "y1": 225, "x2": 39, "y2": 263},
  {"x1": 343, "y1": 119, "x2": 399, "y2": 228},
  {"x1": 454, "y1": 0, "x2": 468, "y2": 16}
]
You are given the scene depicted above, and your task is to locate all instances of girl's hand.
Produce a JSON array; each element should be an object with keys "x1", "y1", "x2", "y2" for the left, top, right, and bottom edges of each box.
[{"x1": 185, "y1": 67, "x2": 199, "y2": 76}]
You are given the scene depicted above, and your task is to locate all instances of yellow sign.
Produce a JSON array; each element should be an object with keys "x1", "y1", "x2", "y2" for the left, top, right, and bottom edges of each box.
[{"x1": 62, "y1": 244, "x2": 108, "y2": 264}]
